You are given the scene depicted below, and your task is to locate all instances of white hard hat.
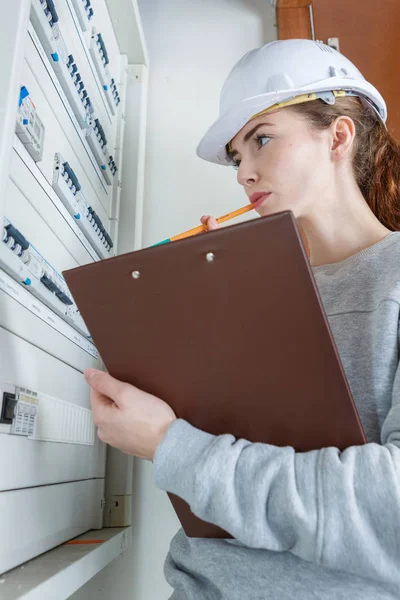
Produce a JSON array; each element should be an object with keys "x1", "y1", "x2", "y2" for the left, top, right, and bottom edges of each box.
[{"x1": 196, "y1": 39, "x2": 387, "y2": 166}]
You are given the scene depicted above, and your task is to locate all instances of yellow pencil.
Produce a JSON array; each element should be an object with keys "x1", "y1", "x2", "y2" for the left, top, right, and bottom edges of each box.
[{"x1": 153, "y1": 204, "x2": 255, "y2": 246}]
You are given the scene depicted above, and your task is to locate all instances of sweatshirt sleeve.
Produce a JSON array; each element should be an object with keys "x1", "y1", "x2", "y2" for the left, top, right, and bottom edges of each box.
[{"x1": 153, "y1": 361, "x2": 400, "y2": 587}]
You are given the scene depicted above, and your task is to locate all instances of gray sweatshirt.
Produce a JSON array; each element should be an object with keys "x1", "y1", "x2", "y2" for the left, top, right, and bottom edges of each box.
[{"x1": 153, "y1": 231, "x2": 400, "y2": 599}]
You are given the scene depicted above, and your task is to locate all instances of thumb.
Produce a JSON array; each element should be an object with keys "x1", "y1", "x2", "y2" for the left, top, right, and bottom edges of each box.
[{"x1": 84, "y1": 369, "x2": 126, "y2": 405}]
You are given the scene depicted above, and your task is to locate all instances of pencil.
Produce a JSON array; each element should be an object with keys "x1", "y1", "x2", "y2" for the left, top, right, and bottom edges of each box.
[{"x1": 152, "y1": 204, "x2": 255, "y2": 246}]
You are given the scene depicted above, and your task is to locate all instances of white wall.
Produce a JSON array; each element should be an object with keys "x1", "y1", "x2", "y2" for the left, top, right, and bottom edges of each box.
[
  {"x1": 70, "y1": 1, "x2": 276, "y2": 598},
  {"x1": 140, "y1": 0, "x2": 277, "y2": 247}
]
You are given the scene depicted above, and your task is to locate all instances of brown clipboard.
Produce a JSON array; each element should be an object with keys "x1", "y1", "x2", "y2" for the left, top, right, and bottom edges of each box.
[{"x1": 63, "y1": 210, "x2": 366, "y2": 539}]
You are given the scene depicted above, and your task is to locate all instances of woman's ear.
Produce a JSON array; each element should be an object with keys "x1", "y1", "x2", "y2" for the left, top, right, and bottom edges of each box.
[{"x1": 330, "y1": 116, "x2": 356, "y2": 162}]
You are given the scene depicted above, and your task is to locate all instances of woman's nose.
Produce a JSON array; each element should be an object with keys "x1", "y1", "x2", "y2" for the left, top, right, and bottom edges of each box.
[{"x1": 237, "y1": 162, "x2": 258, "y2": 187}]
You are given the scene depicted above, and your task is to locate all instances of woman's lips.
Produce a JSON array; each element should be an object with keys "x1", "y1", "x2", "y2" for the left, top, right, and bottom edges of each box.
[{"x1": 251, "y1": 193, "x2": 271, "y2": 209}]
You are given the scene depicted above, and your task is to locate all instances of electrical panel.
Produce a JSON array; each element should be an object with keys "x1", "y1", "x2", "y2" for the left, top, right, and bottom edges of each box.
[
  {"x1": 0, "y1": 0, "x2": 136, "y2": 578},
  {"x1": 0, "y1": 381, "x2": 95, "y2": 444},
  {"x1": 89, "y1": 27, "x2": 121, "y2": 115},
  {"x1": 30, "y1": 0, "x2": 94, "y2": 129},
  {"x1": 1, "y1": 217, "x2": 90, "y2": 337},
  {"x1": 85, "y1": 114, "x2": 110, "y2": 170},
  {"x1": 71, "y1": 0, "x2": 94, "y2": 32},
  {"x1": 1, "y1": 384, "x2": 38, "y2": 437},
  {"x1": 52, "y1": 152, "x2": 114, "y2": 258}
]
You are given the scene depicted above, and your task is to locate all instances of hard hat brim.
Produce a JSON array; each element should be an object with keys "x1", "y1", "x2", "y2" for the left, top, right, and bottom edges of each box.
[{"x1": 196, "y1": 77, "x2": 387, "y2": 166}]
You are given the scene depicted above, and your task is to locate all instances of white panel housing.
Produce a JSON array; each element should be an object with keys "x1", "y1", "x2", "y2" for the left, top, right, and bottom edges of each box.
[
  {"x1": 0, "y1": 326, "x2": 105, "y2": 494},
  {"x1": 0, "y1": 0, "x2": 147, "y2": 588},
  {"x1": 0, "y1": 479, "x2": 104, "y2": 575}
]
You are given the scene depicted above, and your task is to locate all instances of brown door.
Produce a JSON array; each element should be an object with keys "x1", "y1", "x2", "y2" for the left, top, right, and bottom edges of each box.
[{"x1": 277, "y1": 0, "x2": 400, "y2": 139}]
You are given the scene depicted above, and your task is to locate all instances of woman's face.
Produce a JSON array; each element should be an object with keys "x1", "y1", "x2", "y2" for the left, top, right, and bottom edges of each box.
[{"x1": 228, "y1": 108, "x2": 334, "y2": 219}]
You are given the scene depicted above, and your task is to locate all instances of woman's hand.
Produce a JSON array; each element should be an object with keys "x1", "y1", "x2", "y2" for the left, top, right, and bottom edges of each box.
[
  {"x1": 200, "y1": 215, "x2": 220, "y2": 231},
  {"x1": 84, "y1": 369, "x2": 177, "y2": 462}
]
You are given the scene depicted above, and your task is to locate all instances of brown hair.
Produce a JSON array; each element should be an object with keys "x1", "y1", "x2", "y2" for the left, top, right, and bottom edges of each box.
[{"x1": 287, "y1": 97, "x2": 400, "y2": 231}]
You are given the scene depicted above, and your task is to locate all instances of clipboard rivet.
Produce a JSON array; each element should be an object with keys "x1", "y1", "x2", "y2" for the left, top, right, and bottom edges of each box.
[
  {"x1": 132, "y1": 270, "x2": 140, "y2": 279},
  {"x1": 206, "y1": 252, "x2": 215, "y2": 262}
]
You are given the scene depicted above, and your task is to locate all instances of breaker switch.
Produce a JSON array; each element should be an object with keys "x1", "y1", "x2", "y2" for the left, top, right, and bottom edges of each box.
[{"x1": 0, "y1": 392, "x2": 17, "y2": 424}]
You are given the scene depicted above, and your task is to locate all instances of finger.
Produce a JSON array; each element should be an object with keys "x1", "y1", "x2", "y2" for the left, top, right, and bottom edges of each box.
[
  {"x1": 85, "y1": 369, "x2": 126, "y2": 407},
  {"x1": 90, "y1": 387, "x2": 114, "y2": 425},
  {"x1": 200, "y1": 215, "x2": 219, "y2": 231},
  {"x1": 206, "y1": 216, "x2": 219, "y2": 231}
]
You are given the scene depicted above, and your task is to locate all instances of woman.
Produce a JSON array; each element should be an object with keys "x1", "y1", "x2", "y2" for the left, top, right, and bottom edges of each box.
[{"x1": 85, "y1": 39, "x2": 400, "y2": 598}]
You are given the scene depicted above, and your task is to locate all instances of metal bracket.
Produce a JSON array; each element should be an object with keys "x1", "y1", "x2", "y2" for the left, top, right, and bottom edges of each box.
[
  {"x1": 327, "y1": 37, "x2": 340, "y2": 52},
  {"x1": 103, "y1": 495, "x2": 132, "y2": 527}
]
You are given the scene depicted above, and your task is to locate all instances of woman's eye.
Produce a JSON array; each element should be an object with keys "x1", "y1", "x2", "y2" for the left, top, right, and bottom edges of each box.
[
  {"x1": 232, "y1": 160, "x2": 241, "y2": 171},
  {"x1": 256, "y1": 135, "x2": 271, "y2": 148},
  {"x1": 230, "y1": 135, "x2": 270, "y2": 169}
]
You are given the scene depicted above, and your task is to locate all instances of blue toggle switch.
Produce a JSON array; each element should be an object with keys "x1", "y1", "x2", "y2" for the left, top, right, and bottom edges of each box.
[{"x1": 19, "y1": 86, "x2": 29, "y2": 107}]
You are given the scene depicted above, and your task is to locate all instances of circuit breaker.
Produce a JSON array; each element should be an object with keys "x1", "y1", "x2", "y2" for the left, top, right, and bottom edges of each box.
[{"x1": 16, "y1": 85, "x2": 46, "y2": 161}]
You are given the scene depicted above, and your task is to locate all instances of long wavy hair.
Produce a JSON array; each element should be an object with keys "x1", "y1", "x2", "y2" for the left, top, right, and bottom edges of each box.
[{"x1": 288, "y1": 96, "x2": 400, "y2": 230}]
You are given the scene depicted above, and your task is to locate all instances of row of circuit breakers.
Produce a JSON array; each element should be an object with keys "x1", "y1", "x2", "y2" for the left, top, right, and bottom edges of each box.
[
  {"x1": 4, "y1": 0, "x2": 124, "y2": 341},
  {"x1": 25, "y1": 0, "x2": 120, "y2": 169}
]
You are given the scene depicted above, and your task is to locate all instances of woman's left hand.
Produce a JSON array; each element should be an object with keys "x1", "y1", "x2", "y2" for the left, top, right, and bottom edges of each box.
[{"x1": 84, "y1": 368, "x2": 177, "y2": 462}]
